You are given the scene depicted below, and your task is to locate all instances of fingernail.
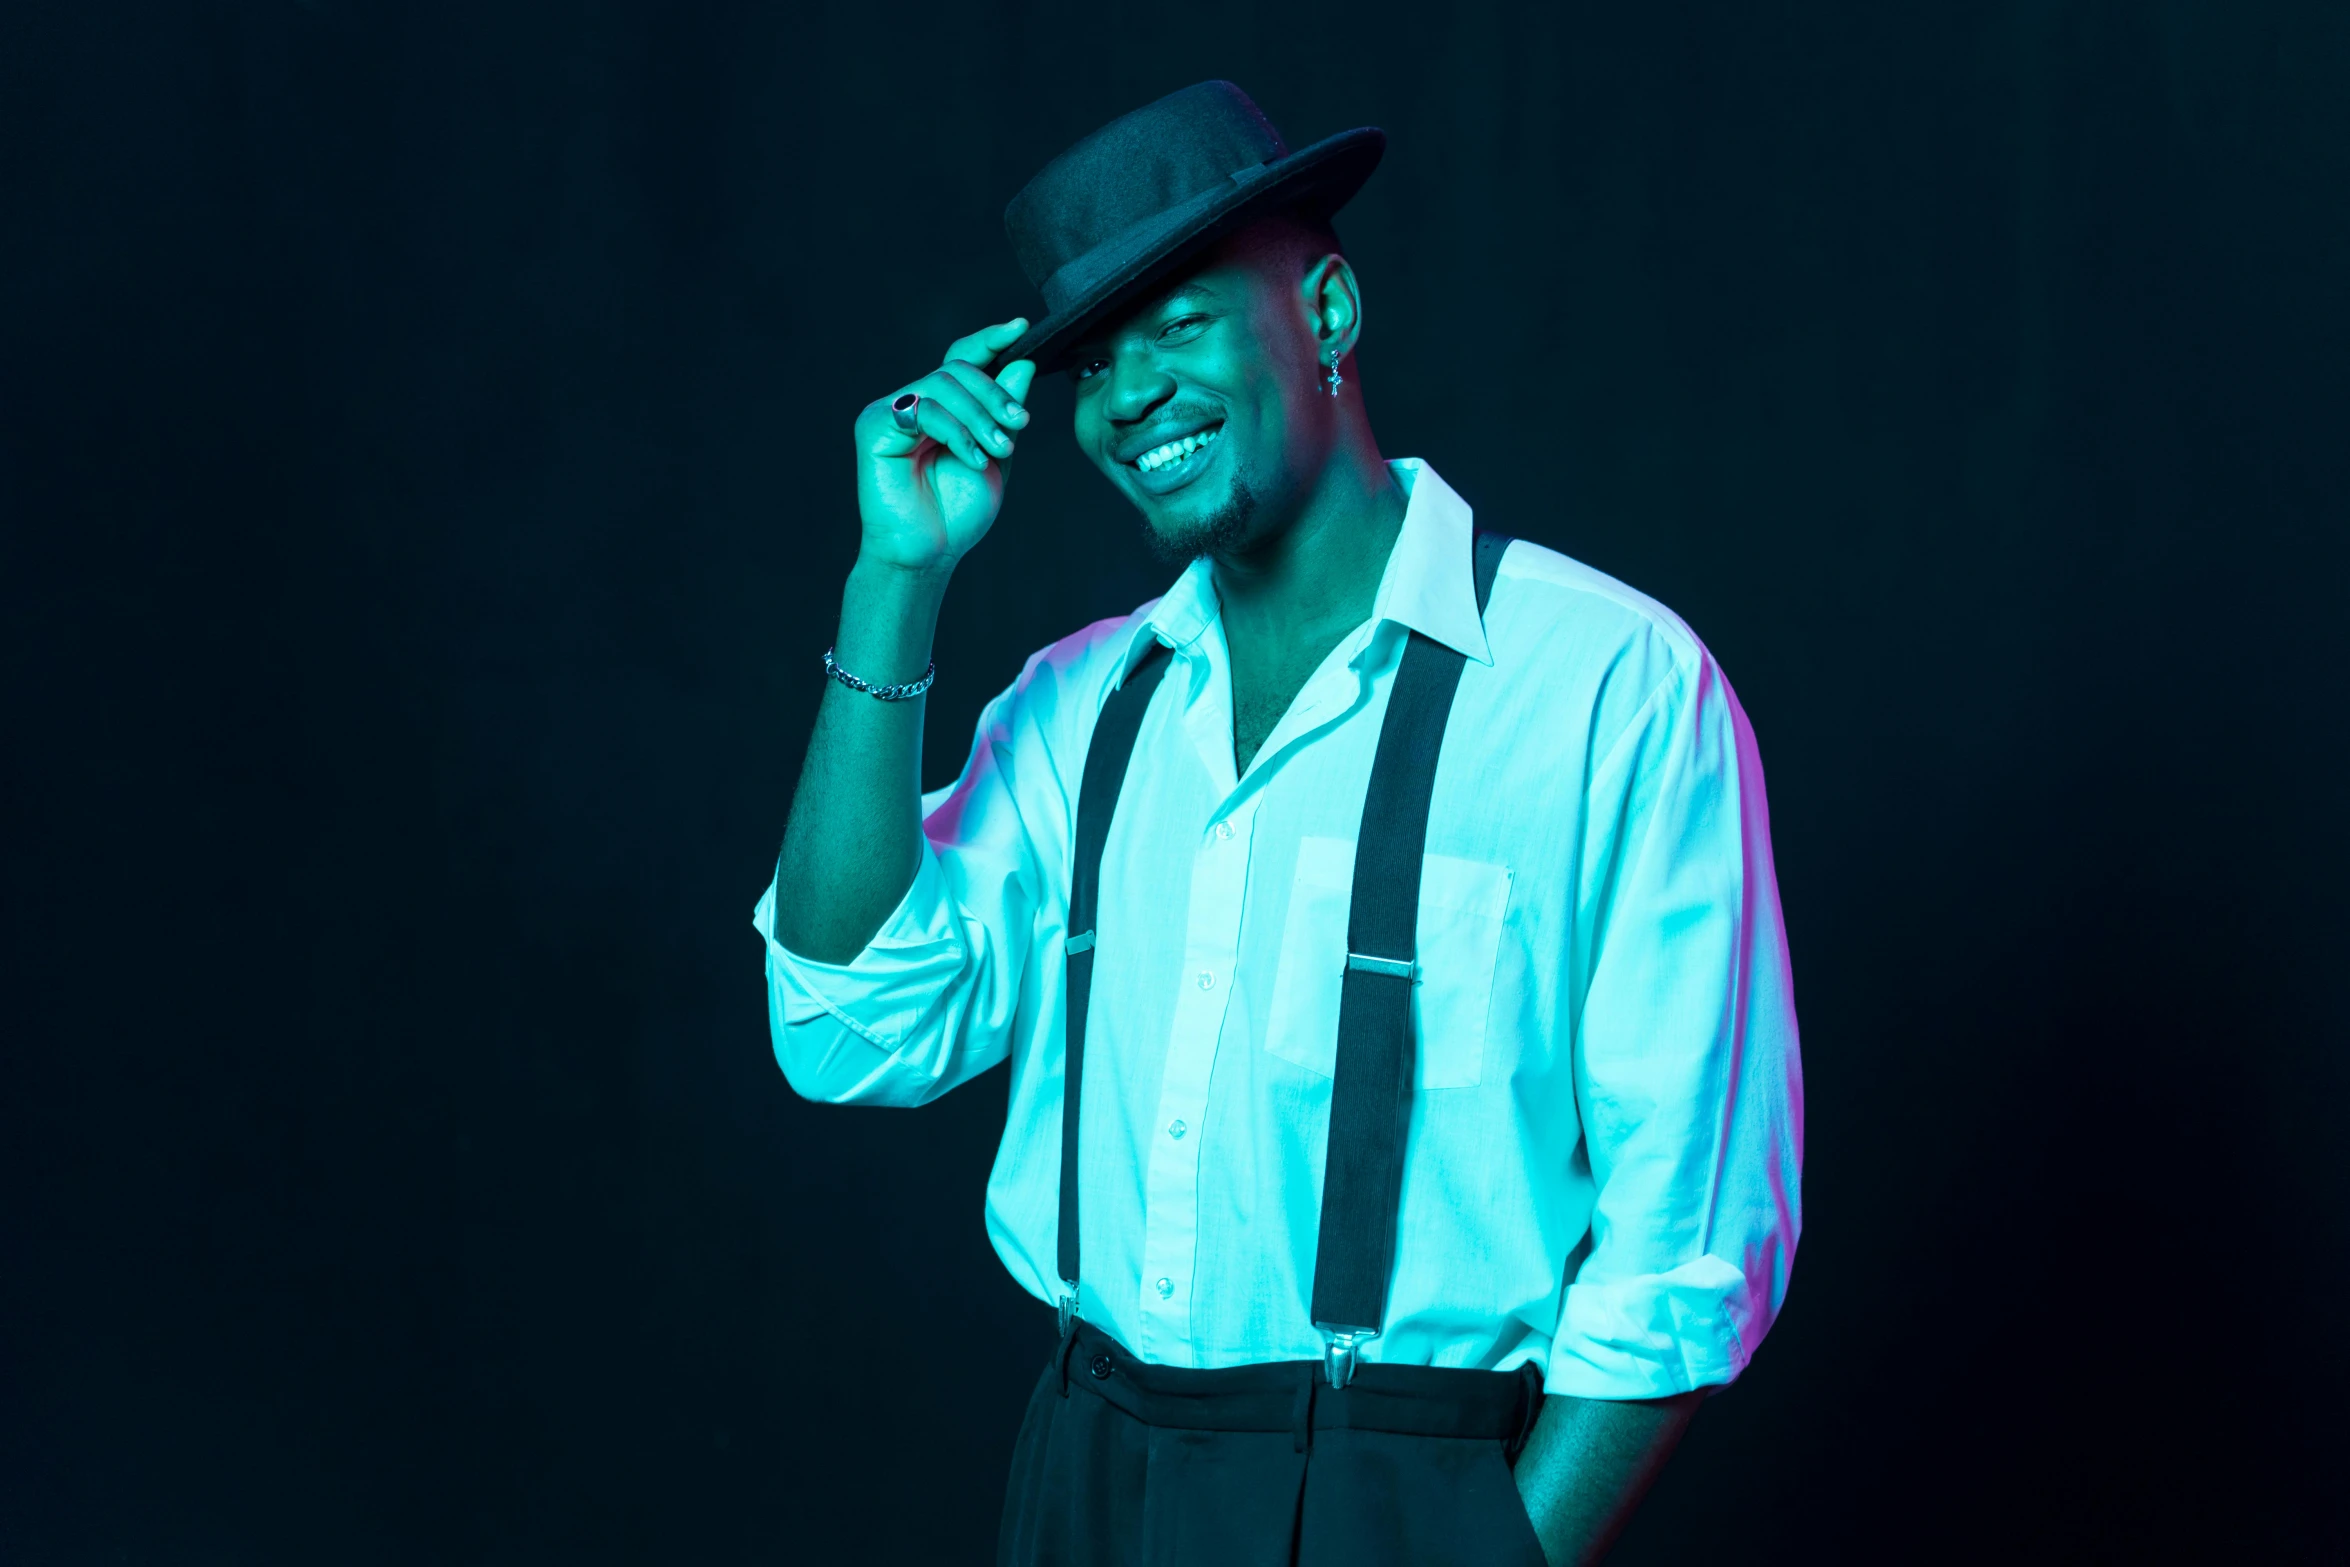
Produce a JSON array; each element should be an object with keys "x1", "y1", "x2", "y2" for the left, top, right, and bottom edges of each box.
[{"x1": 1007, "y1": 404, "x2": 1028, "y2": 422}]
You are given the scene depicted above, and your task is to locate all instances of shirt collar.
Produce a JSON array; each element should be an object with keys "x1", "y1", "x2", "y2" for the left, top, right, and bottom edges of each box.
[
  {"x1": 1131, "y1": 552, "x2": 1220, "y2": 670},
  {"x1": 1367, "y1": 458, "x2": 1490, "y2": 665},
  {"x1": 1122, "y1": 457, "x2": 1489, "y2": 680}
]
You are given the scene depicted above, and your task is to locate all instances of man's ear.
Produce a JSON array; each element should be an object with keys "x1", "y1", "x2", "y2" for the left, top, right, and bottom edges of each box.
[{"x1": 1300, "y1": 253, "x2": 1363, "y2": 365}]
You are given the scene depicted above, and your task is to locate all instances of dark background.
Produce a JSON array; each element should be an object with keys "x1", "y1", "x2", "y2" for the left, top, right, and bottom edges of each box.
[{"x1": 5, "y1": 1, "x2": 2346, "y2": 1561}]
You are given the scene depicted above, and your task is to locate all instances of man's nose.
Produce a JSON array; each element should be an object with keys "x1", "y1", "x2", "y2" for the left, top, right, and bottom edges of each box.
[{"x1": 1103, "y1": 350, "x2": 1176, "y2": 423}]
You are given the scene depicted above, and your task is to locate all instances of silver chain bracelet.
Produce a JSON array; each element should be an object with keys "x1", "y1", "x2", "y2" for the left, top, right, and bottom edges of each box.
[{"x1": 823, "y1": 647, "x2": 935, "y2": 702}]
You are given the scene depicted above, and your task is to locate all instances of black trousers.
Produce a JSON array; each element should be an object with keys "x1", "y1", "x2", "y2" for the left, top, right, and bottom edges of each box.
[{"x1": 998, "y1": 1321, "x2": 1551, "y2": 1567}]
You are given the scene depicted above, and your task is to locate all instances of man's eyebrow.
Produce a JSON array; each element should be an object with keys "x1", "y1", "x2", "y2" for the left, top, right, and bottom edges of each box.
[
  {"x1": 1067, "y1": 278, "x2": 1233, "y2": 358},
  {"x1": 1155, "y1": 279, "x2": 1227, "y2": 308}
]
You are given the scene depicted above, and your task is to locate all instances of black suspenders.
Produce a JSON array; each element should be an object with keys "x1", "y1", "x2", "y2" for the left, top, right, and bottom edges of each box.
[
  {"x1": 1059, "y1": 532, "x2": 1512, "y2": 1385},
  {"x1": 1057, "y1": 639, "x2": 1171, "y2": 1321}
]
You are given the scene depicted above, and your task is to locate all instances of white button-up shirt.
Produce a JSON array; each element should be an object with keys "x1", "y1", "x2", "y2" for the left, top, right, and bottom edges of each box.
[{"x1": 756, "y1": 460, "x2": 1802, "y2": 1399}]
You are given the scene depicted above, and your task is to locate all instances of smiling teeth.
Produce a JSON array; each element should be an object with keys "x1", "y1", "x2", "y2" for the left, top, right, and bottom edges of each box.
[{"x1": 1135, "y1": 426, "x2": 1221, "y2": 473}]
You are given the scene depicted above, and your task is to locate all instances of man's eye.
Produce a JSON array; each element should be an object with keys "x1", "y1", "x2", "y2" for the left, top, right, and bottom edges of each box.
[
  {"x1": 1158, "y1": 314, "x2": 1208, "y2": 341},
  {"x1": 1072, "y1": 358, "x2": 1109, "y2": 381}
]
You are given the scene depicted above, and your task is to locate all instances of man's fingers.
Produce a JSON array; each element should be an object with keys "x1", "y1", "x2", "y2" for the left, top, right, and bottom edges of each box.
[
  {"x1": 994, "y1": 358, "x2": 1037, "y2": 406},
  {"x1": 939, "y1": 359, "x2": 1031, "y2": 434},
  {"x1": 942, "y1": 317, "x2": 1028, "y2": 370},
  {"x1": 864, "y1": 324, "x2": 1030, "y2": 474},
  {"x1": 915, "y1": 404, "x2": 989, "y2": 471},
  {"x1": 914, "y1": 377, "x2": 1011, "y2": 470}
]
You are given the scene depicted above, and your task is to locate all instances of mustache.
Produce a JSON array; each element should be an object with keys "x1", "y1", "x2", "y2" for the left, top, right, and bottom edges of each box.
[{"x1": 1134, "y1": 401, "x2": 1224, "y2": 435}]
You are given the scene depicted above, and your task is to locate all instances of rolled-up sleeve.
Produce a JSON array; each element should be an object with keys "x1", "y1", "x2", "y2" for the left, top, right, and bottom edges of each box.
[
  {"x1": 754, "y1": 677, "x2": 1066, "y2": 1107},
  {"x1": 1547, "y1": 650, "x2": 1804, "y2": 1399}
]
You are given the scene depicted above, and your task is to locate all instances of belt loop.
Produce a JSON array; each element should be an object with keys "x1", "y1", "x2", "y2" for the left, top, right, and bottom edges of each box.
[
  {"x1": 1055, "y1": 1313, "x2": 1081, "y2": 1399},
  {"x1": 1290, "y1": 1366, "x2": 1318, "y2": 1454},
  {"x1": 1505, "y1": 1361, "x2": 1546, "y2": 1465}
]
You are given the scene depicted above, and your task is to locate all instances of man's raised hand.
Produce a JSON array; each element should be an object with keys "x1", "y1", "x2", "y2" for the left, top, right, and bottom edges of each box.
[{"x1": 854, "y1": 319, "x2": 1039, "y2": 573}]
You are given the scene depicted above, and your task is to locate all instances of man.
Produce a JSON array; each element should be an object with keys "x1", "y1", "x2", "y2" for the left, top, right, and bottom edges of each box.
[{"x1": 757, "y1": 82, "x2": 1801, "y2": 1567}]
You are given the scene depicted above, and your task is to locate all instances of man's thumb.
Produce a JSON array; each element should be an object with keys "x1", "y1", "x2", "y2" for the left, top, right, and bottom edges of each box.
[{"x1": 995, "y1": 358, "x2": 1037, "y2": 405}]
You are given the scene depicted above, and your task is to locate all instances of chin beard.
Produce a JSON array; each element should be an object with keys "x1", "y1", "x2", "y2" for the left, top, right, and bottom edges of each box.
[{"x1": 1140, "y1": 473, "x2": 1259, "y2": 566}]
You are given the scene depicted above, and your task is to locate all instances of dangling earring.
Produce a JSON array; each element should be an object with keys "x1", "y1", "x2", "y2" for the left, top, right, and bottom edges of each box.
[{"x1": 1323, "y1": 347, "x2": 1343, "y2": 398}]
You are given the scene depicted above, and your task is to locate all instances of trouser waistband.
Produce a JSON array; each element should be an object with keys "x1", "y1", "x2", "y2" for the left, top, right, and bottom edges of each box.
[{"x1": 1055, "y1": 1320, "x2": 1547, "y2": 1459}]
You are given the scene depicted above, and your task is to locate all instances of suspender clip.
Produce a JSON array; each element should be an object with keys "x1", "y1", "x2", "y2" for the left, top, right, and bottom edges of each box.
[
  {"x1": 1057, "y1": 1285, "x2": 1080, "y2": 1338},
  {"x1": 1065, "y1": 931, "x2": 1096, "y2": 956},
  {"x1": 1315, "y1": 1323, "x2": 1379, "y2": 1389},
  {"x1": 1344, "y1": 951, "x2": 1414, "y2": 980}
]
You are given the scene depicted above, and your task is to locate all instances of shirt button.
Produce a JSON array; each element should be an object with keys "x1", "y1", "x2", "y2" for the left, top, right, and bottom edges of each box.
[
  {"x1": 1215, "y1": 821, "x2": 1235, "y2": 841},
  {"x1": 1167, "y1": 1119, "x2": 1187, "y2": 1140},
  {"x1": 1196, "y1": 970, "x2": 1215, "y2": 991},
  {"x1": 1155, "y1": 1277, "x2": 1174, "y2": 1299}
]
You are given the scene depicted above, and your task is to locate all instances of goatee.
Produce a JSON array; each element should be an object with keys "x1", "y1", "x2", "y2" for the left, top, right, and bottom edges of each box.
[{"x1": 1140, "y1": 475, "x2": 1258, "y2": 565}]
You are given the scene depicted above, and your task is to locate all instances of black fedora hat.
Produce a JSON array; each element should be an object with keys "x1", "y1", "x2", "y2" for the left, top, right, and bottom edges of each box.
[{"x1": 995, "y1": 82, "x2": 1384, "y2": 374}]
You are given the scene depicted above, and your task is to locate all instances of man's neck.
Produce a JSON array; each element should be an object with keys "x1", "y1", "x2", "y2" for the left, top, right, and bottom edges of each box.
[
  {"x1": 1209, "y1": 433, "x2": 1407, "y2": 778},
  {"x1": 1209, "y1": 439, "x2": 1406, "y2": 652}
]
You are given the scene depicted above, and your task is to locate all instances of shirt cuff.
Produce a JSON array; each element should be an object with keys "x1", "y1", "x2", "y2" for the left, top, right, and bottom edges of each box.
[
  {"x1": 1545, "y1": 1254, "x2": 1756, "y2": 1399},
  {"x1": 753, "y1": 845, "x2": 967, "y2": 1055}
]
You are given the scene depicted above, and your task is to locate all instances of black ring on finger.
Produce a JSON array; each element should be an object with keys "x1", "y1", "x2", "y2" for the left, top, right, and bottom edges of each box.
[{"x1": 890, "y1": 392, "x2": 921, "y2": 434}]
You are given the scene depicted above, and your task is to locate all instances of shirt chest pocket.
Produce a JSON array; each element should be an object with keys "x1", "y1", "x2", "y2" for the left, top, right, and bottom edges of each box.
[{"x1": 1262, "y1": 835, "x2": 1512, "y2": 1090}]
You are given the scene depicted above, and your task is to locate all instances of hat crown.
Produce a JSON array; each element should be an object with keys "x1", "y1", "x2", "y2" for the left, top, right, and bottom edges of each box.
[{"x1": 1005, "y1": 82, "x2": 1291, "y2": 294}]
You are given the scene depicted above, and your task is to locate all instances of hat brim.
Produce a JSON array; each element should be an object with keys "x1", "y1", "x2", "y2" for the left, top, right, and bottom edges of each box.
[{"x1": 990, "y1": 127, "x2": 1386, "y2": 376}]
